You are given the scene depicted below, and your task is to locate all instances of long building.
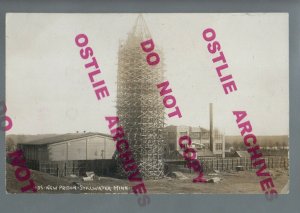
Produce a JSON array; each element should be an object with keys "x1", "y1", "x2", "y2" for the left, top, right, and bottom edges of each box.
[
  {"x1": 18, "y1": 133, "x2": 115, "y2": 161},
  {"x1": 15, "y1": 133, "x2": 116, "y2": 176}
]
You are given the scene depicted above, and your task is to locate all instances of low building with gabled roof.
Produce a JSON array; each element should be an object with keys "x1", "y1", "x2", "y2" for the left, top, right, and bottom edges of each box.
[
  {"x1": 17, "y1": 132, "x2": 115, "y2": 162},
  {"x1": 12, "y1": 132, "x2": 117, "y2": 177}
]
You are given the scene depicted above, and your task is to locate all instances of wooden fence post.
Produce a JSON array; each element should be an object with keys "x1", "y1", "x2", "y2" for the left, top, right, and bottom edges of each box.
[
  {"x1": 227, "y1": 159, "x2": 229, "y2": 170},
  {"x1": 284, "y1": 158, "x2": 287, "y2": 169},
  {"x1": 222, "y1": 158, "x2": 224, "y2": 171},
  {"x1": 64, "y1": 162, "x2": 67, "y2": 176},
  {"x1": 272, "y1": 158, "x2": 274, "y2": 168}
]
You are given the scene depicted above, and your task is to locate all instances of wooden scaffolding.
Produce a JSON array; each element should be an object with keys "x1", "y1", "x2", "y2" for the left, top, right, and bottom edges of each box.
[{"x1": 116, "y1": 15, "x2": 165, "y2": 179}]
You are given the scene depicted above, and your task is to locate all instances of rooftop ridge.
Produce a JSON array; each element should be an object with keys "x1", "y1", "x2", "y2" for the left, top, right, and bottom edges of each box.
[{"x1": 19, "y1": 132, "x2": 112, "y2": 145}]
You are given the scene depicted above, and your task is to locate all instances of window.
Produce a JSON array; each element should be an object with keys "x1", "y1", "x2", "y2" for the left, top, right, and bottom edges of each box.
[
  {"x1": 179, "y1": 132, "x2": 188, "y2": 136},
  {"x1": 216, "y1": 143, "x2": 223, "y2": 150},
  {"x1": 190, "y1": 132, "x2": 200, "y2": 138},
  {"x1": 201, "y1": 132, "x2": 209, "y2": 139}
]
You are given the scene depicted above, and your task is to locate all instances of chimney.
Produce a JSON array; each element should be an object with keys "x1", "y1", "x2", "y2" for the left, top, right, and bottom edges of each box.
[{"x1": 209, "y1": 103, "x2": 213, "y2": 152}]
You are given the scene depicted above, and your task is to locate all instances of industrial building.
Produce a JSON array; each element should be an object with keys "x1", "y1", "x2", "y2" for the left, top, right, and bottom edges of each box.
[
  {"x1": 164, "y1": 103, "x2": 226, "y2": 158},
  {"x1": 16, "y1": 133, "x2": 116, "y2": 177},
  {"x1": 18, "y1": 133, "x2": 115, "y2": 161},
  {"x1": 164, "y1": 125, "x2": 225, "y2": 158}
]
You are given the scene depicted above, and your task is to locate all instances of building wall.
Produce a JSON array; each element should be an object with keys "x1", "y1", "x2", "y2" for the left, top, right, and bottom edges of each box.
[
  {"x1": 176, "y1": 126, "x2": 190, "y2": 150},
  {"x1": 48, "y1": 135, "x2": 115, "y2": 161},
  {"x1": 49, "y1": 142, "x2": 68, "y2": 161},
  {"x1": 212, "y1": 134, "x2": 225, "y2": 158},
  {"x1": 18, "y1": 135, "x2": 115, "y2": 162},
  {"x1": 18, "y1": 144, "x2": 49, "y2": 161},
  {"x1": 87, "y1": 136, "x2": 115, "y2": 160},
  {"x1": 164, "y1": 126, "x2": 177, "y2": 151},
  {"x1": 164, "y1": 125, "x2": 225, "y2": 158}
]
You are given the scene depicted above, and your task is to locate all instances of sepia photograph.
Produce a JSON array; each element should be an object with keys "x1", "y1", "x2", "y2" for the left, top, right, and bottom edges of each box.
[{"x1": 5, "y1": 13, "x2": 289, "y2": 196}]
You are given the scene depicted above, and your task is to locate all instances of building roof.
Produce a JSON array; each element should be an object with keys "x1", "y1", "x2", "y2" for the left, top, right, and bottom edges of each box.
[
  {"x1": 19, "y1": 132, "x2": 112, "y2": 146},
  {"x1": 200, "y1": 127, "x2": 209, "y2": 132},
  {"x1": 178, "y1": 149, "x2": 215, "y2": 158},
  {"x1": 164, "y1": 125, "x2": 209, "y2": 132},
  {"x1": 234, "y1": 151, "x2": 250, "y2": 158},
  {"x1": 197, "y1": 149, "x2": 215, "y2": 157}
]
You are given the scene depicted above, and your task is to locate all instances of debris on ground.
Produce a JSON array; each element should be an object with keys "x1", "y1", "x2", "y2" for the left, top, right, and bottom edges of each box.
[
  {"x1": 71, "y1": 182, "x2": 80, "y2": 187},
  {"x1": 208, "y1": 169, "x2": 221, "y2": 176},
  {"x1": 193, "y1": 175, "x2": 207, "y2": 183},
  {"x1": 236, "y1": 166, "x2": 245, "y2": 171},
  {"x1": 208, "y1": 173, "x2": 219, "y2": 176},
  {"x1": 86, "y1": 172, "x2": 95, "y2": 177},
  {"x1": 82, "y1": 171, "x2": 95, "y2": 181},
  {"x1": 170, "y1": 172, "x2": 188, "y2": 180},
  {"x1": 207, "y1": 177, "x2": 221, "y2": 183},
  {"x1": 82, "y1": 176, "x2": 93, "y2": 181}
]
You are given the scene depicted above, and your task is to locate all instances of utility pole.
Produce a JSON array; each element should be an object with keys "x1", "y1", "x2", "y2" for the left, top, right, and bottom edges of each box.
[{"x1": 209, "y1": 103, "x2": 214, "y2": 153}]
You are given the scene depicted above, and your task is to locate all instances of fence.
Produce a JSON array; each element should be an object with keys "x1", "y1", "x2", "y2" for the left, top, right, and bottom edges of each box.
[
  {"x1": 39, "y1": 159, "x2": 116, "y2": 177},
  {"x1": 198, "y1": 156, "x2": 288, "y2": 172},
  {"x1": 33, "y1": 157, "x2": 289, "y2": 177},
  {"x1": 165, "y1": 156, "x2": 289, "y2": 173}
]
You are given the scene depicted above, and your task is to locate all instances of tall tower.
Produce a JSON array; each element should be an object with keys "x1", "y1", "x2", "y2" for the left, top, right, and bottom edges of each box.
[{"x1": 116, "y1": 15, "x2": 165, "y2": 179}]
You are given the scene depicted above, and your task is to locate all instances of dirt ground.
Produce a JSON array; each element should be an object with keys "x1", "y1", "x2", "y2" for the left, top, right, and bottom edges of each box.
[
  {"x1": 145, "y1": 169, "x2": 289, "y2": 194},
  {"x1": 6, "y1": 163, "x2": 289, "y2": 194}
]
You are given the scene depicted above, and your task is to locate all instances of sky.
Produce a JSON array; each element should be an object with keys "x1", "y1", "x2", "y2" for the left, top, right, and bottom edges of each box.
[{"x1": 5, "y1": 13, "x2": 289, "y2": 135}]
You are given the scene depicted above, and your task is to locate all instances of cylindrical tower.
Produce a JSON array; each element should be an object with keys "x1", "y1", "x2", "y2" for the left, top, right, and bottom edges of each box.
[{"x1": 116, "y1": 15, "x2": 165, "y2": 179}]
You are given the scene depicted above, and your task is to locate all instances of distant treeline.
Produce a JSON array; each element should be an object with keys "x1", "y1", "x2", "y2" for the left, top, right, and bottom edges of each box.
[
  {"x1": 6, "y1": 134, "x2": 58, "y2": 144},
  {"x1": 225, "y1": 135, "x2": 288, "y2": 150},
  {"x1": 6, "y1": 134, "x2": 289, "y2": 152},
  {"x1": 6, "y1": 134, "x2": 58, "y2": 151}
]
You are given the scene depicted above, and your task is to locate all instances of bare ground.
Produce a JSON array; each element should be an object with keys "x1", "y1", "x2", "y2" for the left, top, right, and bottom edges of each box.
[
  {"x1": 6, "y1": 163, "x2": 289, "y2": 194},
  {"x1": 144, "y1": 169, "x2": 289, "y2": 194}
]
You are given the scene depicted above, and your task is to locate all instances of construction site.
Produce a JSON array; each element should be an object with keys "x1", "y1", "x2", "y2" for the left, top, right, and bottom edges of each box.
[
  {"x1": 116, "y1": 15, "x2": 165, "y2": 179},
  {"x1": 6, "y1": 15, "x2": 289, "y2": 194}
]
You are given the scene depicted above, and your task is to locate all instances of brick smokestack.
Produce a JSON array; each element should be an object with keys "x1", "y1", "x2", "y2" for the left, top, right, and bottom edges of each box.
[{"x1": 209, "y1": 103, "x2": 213, "y2": 152}]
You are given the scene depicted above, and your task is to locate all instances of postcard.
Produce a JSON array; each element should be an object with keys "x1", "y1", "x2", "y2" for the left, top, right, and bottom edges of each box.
[{"x1": 5, "y1": 13, "x2": 288, "y2": 200}]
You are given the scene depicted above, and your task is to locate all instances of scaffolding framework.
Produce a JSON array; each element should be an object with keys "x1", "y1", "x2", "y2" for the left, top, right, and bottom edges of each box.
[{"x1": 116, "y1": 15, "x2": 165, "y2": 179}]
